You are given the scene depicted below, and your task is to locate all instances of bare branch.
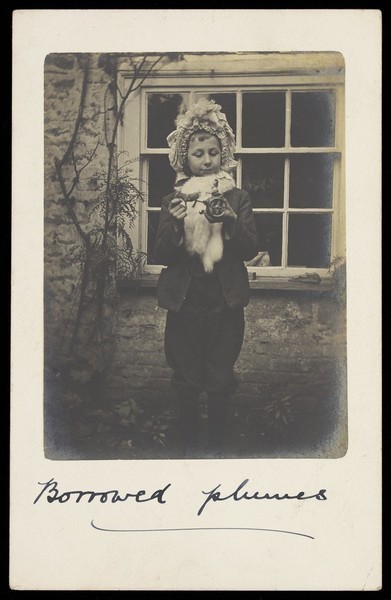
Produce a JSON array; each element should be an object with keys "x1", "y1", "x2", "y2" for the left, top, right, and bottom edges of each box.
[
  {"x1": 103, "y1": 85, "x2": 113, "y2": 146},
  {"x1": 55, "y1": 158, "x2": 88, "y2": 243},
  {"x1": 60, "y1": 54, "x2": 90, "y2": 167},
  {"x1": 71, "y1": 150, "x2": 79, "y2": 178},
  {"x1": 129, "y1": 55, "x2": 137, "y2": 72},
  {"x1": 54, "y1": 53, "x2": 93, "y2": 246},
  {"x1": 116, "y1": 83, "x2": 125, "y2": 100},
  {"x1": 134, "y1": 55, "x2": 147, "y2": 76},
  {"x1": 76, "y1": 139, "x2": 101, "y2": 178},
  {"x1": 131, "y1": 55, "x2": 165, "y2": 93},
  {"x1": 69, "y1": 245, "x2": 92, "y2": 352}
]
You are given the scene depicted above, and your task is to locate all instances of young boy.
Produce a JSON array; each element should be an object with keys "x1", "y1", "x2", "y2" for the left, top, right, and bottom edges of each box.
[{"x1": 154, "y1": 99, "x2": 259, "y2": 457}]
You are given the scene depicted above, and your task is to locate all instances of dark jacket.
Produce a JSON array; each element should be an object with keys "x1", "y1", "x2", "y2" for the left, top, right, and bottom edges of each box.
[{"x1": 154, "y1": 187, "x2": 259, "y2": 312}]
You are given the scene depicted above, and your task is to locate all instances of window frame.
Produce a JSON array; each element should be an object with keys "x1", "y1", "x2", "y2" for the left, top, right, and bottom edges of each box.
[{"x1": 118, "y1": 54, "x2": 345, "y2": 278}]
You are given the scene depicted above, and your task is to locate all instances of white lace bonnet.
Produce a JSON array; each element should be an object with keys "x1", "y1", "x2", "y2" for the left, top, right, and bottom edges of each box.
[{"x1": 166, "y1": 98, "x2": 237, "y2": 182}]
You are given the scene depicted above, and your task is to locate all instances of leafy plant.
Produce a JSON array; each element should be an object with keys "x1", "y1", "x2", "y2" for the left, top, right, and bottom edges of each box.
[
  {"x1": 263, "y1": 394, "x2": 299, "y2": 434},
  {"x1": 89, "y1": 158, "x2": 147, "y2": 280}
]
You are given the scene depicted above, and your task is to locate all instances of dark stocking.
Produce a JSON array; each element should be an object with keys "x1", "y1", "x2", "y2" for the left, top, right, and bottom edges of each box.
[
  {"x1": 207, "y1": 392, "x2": 231, "y2": 456},
  {"x1": 176, "y1": 390, "x2": 200, "y2": 457}
]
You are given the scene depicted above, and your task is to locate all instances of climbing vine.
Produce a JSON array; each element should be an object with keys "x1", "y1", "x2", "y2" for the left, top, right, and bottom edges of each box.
[{"x1": 52, "y1": 52, "x2": 182, "y2": 381}]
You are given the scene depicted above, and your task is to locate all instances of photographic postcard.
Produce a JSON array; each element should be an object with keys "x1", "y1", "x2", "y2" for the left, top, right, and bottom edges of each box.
[{"x1": 11, "y1": 9, "x2": 381, "y2": 591}]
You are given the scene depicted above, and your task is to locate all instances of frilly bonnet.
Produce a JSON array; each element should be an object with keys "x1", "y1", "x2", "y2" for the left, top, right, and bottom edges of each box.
[{"x1": 166, "y1": 98, "x2": 237, "y2": 182}]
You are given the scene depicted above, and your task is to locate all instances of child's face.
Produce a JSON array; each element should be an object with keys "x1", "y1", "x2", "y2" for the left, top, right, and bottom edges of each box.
[{"x1": 187, "y1": 133, "x2": 221, "y2": 177}]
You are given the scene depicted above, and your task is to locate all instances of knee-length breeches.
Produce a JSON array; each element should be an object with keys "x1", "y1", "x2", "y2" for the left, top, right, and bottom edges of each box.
[{"x1": 164, "y1": 301, "x2": 245, "y2": 395}]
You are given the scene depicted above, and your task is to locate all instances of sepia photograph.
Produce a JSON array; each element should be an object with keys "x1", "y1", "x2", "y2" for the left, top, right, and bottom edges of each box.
[
  {"x1": 11, "y1": 9, "x2": 381, "y2": 591},
  {"x1": 44, "y1": 51, "x2": 347, "y2": 460}
]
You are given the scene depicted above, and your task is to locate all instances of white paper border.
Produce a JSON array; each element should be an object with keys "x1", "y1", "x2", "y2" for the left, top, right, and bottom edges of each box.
[{"x1": 11, "y1": 9, "x2": 382, "y2": 591}]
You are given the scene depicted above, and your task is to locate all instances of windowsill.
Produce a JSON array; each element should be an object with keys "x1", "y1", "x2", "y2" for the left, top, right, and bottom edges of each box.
[{"x1": 117, "y1": 272, "x2": 335, "y2": 293}]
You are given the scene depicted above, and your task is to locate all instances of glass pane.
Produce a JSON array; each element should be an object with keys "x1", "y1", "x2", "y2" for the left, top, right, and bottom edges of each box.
[
  {"x1": 147, "y1": 212, "x2": 160, "y2": 264},
  {"x1": 242, "y1": 155, "x2": 285, "y2": 208},
  {"x1": 194, "y1": 93, "x2": 236, "y2": 134},
  {"x1": 148, "y1": 155, "x2": 176, "y2": 208},
  {"x1": 242, "y1": 92, "x2": 285, "y2": 147},
  {"x1": 147, "y1": 93, "x2": 188, "y2": 148},
  {"x1": 288, "y1": 214, "x2": 332, "y2": 268},
  {"x1": 291, "y1": 91, "x2": 335, "y2": 147},
  {"x1": 254, "y1": 213, "x2": 282, "y2": 267},
  {"x1": 289, "y1": 154, "x2": 334, "y2": 208}
]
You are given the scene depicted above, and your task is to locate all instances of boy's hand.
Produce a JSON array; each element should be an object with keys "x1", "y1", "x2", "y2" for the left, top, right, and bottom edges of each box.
[
  {"x1": 220, "y1": 200, "x2": 237, "y2": 222},
  {"x1": 169, "y1": 196, "x2": 187, "y2": 228}
]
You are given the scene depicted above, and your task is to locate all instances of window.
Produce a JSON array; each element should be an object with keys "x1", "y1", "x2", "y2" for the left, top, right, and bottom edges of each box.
[{"x1": 119, "y1": 53, "x2": 345, "y2": 277}]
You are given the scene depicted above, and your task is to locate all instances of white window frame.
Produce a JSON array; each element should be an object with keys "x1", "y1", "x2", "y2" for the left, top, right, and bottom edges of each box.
[{"x1": 118, "y1": 53, "x2": 345, "y2": 278}]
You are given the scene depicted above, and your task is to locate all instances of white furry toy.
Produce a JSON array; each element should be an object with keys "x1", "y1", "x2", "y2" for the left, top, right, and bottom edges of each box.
[{"x1": 176, "y1": 171, "x2": 235, "y2": 273}]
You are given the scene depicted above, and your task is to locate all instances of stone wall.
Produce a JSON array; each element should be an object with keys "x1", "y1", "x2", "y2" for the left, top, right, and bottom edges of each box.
[{"x1": 44, "y1": 53, "x2": 116, "y2": 370}]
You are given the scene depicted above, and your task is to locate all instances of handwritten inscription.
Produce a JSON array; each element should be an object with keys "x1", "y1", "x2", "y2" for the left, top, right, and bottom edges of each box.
[
  {"x1": 198, "y1": 478, "x2": 327, "y2": 515},
  {"x1": 34, "y1": 478, "x2": 171, "y2": 505},
  {"x1": 34, "y1": 477, "x2": 327, "y2": 516}
]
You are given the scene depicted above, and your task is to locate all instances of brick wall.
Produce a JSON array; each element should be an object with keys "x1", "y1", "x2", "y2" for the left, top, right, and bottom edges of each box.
[
  {"x1": 105, "y1": 287, "x2": 346, "y2": 457},
  {"x1": 107, "y1": 288, "x2": 346, "y2": 407}
]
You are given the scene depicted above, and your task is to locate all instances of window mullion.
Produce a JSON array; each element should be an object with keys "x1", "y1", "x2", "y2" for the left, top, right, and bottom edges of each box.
[
  {"x1": 140, "y1": 88, "x2": 147, "y2": 154},
  {"x1": 236, "y1": 157, "x2": 242, "y2": 188},
  {"x1": 236, "y1": 148, "x2": 339, "y2": 154},
  {"x1": 331, "y1": 155, "x2": 340, "y2": 259},
  {"x1": 253, "y1": 208, "x2": 285, "y2": 213},
  {"x1": 285, "y1": 89, "x2": 292, "y2": 148},
  {"x1": 281, "y1": 157, "x2": 290, "y2": 268},
  {"x1": 236, "y1": 91, "x2": 242, "y2": 149},
  {"x1": 288, "y1": 208, "x2": 334, "y2": 213},
  {"x1": 140, "y1": 158, "x2": 148, "y2": 254}
]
